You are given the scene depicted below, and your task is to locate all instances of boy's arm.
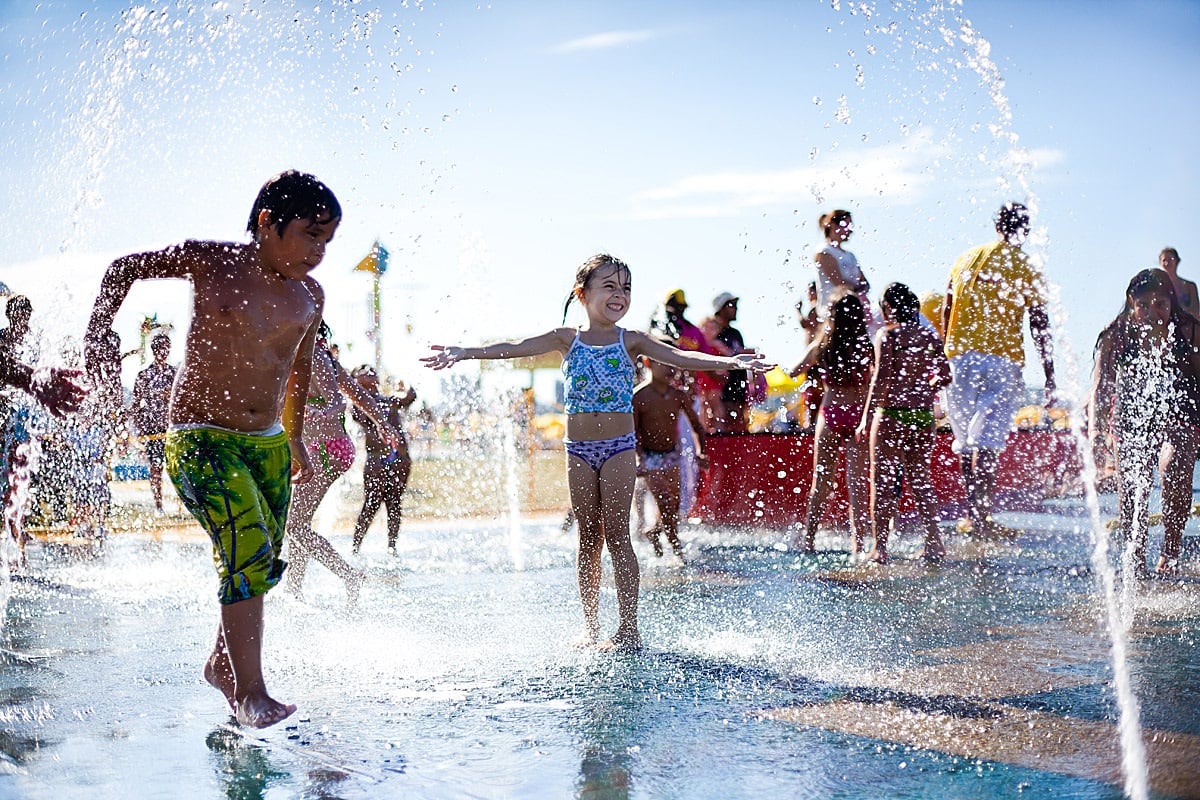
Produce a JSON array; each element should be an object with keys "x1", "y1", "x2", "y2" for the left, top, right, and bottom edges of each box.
[
  {"x1": 84, "y1": 243, "x2": 194, "y2": 374},
  {"x1": 677, "y1": 389, "x2": 708, "y2": 464},
  {"x1": 1029, "y1": 304, "x2": 1055, "y2": 403},
  {"x1": 283, "y1": 299, "x2": 323, "y2": 484},
  {"x1": 423, "y1": 329, "x2": 571, "y2": 370}
]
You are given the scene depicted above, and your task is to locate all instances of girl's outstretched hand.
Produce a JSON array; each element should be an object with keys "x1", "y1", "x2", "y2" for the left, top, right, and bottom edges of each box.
[
  {"x1": 422, "y1": 345, "x2": 464, "y2": 370},
  {"x1": 733, "y1": 352, "x2": 776, "y2": 373}
]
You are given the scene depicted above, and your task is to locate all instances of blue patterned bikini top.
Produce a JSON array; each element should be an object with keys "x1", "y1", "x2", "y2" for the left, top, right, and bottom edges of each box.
[{"x1": 562, "y1": 328, "x2": 636, "y2": 414}]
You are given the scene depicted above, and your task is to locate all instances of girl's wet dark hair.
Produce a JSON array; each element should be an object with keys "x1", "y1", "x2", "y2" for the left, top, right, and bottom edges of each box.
[
  {"x1": 882, "y1": 282, "x2": 920, "y2": 323},
  {"x1": 317, "y1": 320, "x2": 333, "y2": 341},
  {"x1": 246, "y1": 170, "x2": 342, "y2": 238},
  {"x1": 1095, "y1": 268, "x2": 1183, "y2": 357},
  {"x1": 561, "y1": 253, "x2": 632, "y2": 323},
  {"x1": 820, "y1": 293, "x2": 872, "y2": 385}
]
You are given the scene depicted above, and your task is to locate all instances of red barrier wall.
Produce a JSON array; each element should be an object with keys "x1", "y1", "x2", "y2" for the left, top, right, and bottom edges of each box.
[{"x1": 690, "y1": 430, "x2": 1081, "y2": 528}]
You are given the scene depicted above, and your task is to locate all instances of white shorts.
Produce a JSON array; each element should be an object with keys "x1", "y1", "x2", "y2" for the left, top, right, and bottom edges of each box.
[{"x1": 946, "y1": 351, "x2": 1023, "y2": 453}]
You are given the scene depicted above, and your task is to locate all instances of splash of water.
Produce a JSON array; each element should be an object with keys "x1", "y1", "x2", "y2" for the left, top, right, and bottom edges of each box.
[
  {"x1": 829, "y1": 1, "x2": 1150, "y2": 795},
  {"x1": 500, "y1": 408, "x2": 526, "y2": 571}
]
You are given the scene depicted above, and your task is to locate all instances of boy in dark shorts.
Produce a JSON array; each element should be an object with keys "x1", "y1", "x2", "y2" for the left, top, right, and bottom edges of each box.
[
  {"x1": 632, "y1": 357, "x2": 708, "y2": 560},
  {"x1": 85, "y1": 170, "x2": 339, "y2": 729}
]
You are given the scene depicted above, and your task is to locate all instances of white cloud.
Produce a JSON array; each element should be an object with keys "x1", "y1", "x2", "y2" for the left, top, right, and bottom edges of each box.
[
  {"x1": 628, "y1": 130, "x2": 1067, "y2": 220},
  {"x1": 550, "y1": 29, "x2": 661, "y2": 54}
]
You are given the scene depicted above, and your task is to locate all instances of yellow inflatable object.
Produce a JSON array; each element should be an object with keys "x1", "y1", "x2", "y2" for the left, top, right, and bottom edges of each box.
[{"x1": 764, "y1": 366, "x2": 805, "y2": 396}]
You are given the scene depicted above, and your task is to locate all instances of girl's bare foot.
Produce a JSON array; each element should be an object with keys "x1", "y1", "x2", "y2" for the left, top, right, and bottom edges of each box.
[
  {"x1": 203, "y1": 656, "x2": 236, "y2": 711},
  {"x1": 571, "y1": 622, "x2": 601, "y2": 649},
  {"x1": 790, "y1": 534, "x2": 815, "y2": 554},
  {"x1": 865, "y1": 548, "x2": 889, "y2": 565},
  {"x1": 597, "y1": 627, "x2": 642, "y2": 653},
  {"x1": 234, "y1": 693, "x2": 297, "y2": 729}
]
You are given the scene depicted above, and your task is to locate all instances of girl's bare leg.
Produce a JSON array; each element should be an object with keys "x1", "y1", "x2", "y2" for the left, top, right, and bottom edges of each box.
[
  {"x1": 797, "y1": 416, "x2": 839, "y2": 552},
  {"x1": 284, "y1": 466, "x2": 344, "y2": 595},
  {"x1": 844, "y1": 430, "x2": 871, "y2": 555},
  {"x1": 567, "y1": 454, "x2": 605, "y2": 645},
  {"x1": 598, "y1": 450, "x2": 640, "y2": 650},
  {"x1": 1158, "y1": 428, "x2": 1198, "y2": 573},
  {"x1": 1117, "y1": 440, "x2": 1154, "y2": 575}
]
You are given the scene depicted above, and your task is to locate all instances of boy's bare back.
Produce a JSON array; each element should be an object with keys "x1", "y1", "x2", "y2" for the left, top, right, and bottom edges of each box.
[
  {"x1": 633, "y1": 381, "x2": 695, "y2": 452},
  {"x1": 873, "y1": 323, "x2": 949, "y2": 410}
]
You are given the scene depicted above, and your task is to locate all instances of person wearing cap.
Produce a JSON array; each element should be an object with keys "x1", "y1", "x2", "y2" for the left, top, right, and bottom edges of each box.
[
  {"x1": 702, "y1": 292, "x2": 752, "y2": 432},
  {"x1": 942, "y1": 202, "x2": 1055, "y2": 538}
]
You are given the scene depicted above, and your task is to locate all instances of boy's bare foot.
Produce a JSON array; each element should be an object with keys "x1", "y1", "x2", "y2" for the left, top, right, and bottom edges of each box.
[
  {"x1": 865, "y1": 548, "x2": 889, "y2": 565},
  {"x1": 1155, "y1": 555, "x2": 1181, "y2": 577},
  {"x1": 203, "y1": 656, "x2": 236, "y2": 711},
  {"x1": 346, "y1": 569, "x2": 366, "y2": 607},
  {"x1": 596, "y1": 628, "x2": 642, "y2": 653},
  {"x1": 234, "y1": 693, "x2": 297, "y2": 729}
]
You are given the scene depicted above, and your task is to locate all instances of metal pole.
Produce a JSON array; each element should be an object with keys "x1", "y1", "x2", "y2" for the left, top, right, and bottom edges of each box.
[{"x1": 373, "y1": 270, "x2": 383, "y2": 373}]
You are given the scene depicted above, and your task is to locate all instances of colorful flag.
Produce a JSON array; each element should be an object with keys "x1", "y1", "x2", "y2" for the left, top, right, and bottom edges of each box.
[{"x1": 353, "y1": 241, "x2": 389, "y2": 275}]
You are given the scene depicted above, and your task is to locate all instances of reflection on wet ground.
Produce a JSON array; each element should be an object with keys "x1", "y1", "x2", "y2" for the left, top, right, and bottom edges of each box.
[{"x1": 1, "y1": 496, "x2": 1198, "y2": 799}]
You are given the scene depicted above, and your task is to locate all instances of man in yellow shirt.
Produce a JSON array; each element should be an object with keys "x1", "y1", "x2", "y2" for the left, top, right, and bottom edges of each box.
[{"x1": 942, "y1": 203, "x2": 1055, "y2": 536}]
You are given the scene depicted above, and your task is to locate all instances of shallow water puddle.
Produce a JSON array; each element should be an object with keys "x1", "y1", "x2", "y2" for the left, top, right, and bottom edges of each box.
[{"x1": 765, "y1": 700, "x2": 1200, "y2": 799}]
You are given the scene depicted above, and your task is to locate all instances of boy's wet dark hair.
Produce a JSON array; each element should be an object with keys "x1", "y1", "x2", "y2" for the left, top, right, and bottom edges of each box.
[
  {"x1": 995, "y1": 202, "x2": 1030, "y2": 241},
  {"x1": 5, "y1": 294, "x2": 32, "y2": 321},
  {"x1": 150, "y1": 333, "x2": 171, "y2": 350},
  {"x1": 882, "y1": 282, "x2": 920, "y2": 323},
  {"x1": 246, "y1": 170, "x2": 342, "y2": 238}
]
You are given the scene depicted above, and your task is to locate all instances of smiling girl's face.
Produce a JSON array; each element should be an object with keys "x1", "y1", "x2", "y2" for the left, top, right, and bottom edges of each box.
[{"x1": 577, "y1": 263, "x2": 632, "y2": 327}]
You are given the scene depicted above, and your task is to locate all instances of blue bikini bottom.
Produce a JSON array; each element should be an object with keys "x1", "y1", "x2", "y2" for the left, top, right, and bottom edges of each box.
[{"x1": 564, "y1": 432, "x2": 638, "y2": 472}]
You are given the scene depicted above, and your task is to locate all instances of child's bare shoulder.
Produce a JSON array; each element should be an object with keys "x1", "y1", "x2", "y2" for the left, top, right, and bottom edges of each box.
[{"x1": 170, "y1": 239, "x2": 253, "y2": 276}]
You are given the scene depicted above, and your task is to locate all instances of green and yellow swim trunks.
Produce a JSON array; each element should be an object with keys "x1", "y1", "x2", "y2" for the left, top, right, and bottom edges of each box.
[{"x1": 166, "y1": 424, "x2": 292, "y2": 605}]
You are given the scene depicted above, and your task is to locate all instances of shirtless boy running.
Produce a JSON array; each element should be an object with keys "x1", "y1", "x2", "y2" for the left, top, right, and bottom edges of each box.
[
  {"x1": 84, "y1": 170, "x2": 339, "y2": 729},
  {"x1": 632, "y1": 357, "x2": 707, "y2": 560}
]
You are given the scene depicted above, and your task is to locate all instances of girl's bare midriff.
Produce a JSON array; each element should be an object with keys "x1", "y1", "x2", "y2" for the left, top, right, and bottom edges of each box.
[{"x1": 567, "y1": 411, "x2": 635, "y2": 441}]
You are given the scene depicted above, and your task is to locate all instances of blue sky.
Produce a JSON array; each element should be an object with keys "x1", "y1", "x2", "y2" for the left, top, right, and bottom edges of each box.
[{"x1": 0, "y1": 0, "x2": 1197, "y2": 403}]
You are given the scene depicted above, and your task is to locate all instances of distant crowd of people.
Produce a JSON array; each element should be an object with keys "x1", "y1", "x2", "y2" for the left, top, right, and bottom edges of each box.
[{"x1": 0, "y1": 170, "x2": 1191, "y2": 730}]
